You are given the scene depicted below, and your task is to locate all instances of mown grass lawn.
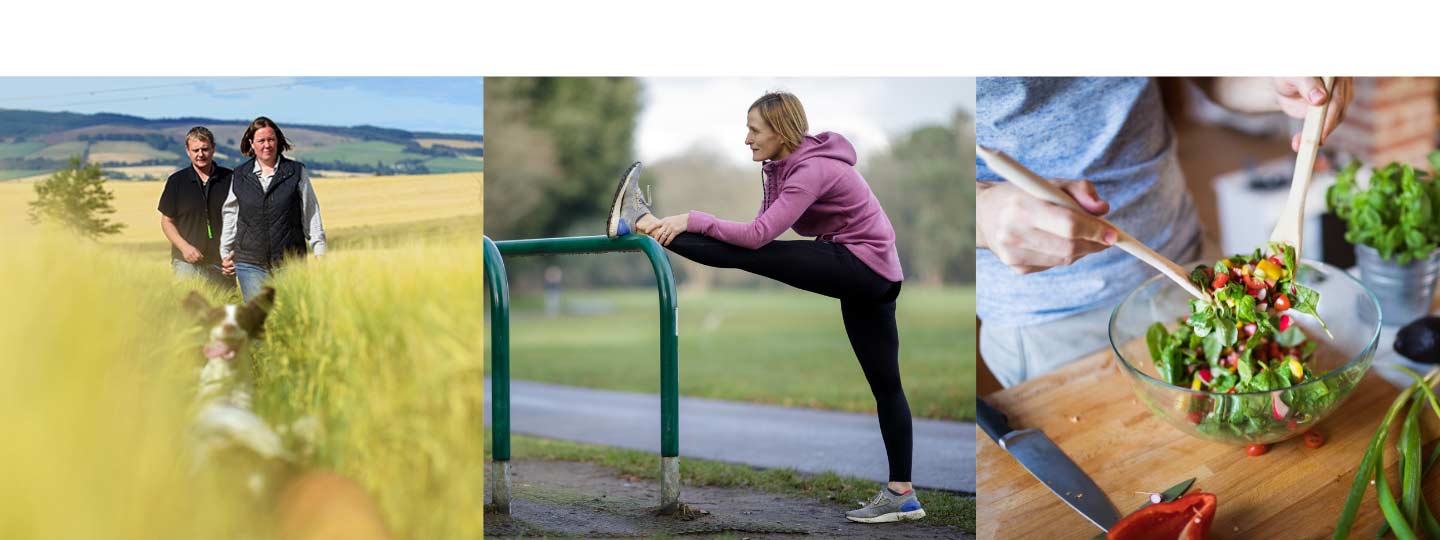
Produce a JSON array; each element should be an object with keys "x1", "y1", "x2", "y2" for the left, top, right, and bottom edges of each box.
[{"x1": 486, "y1": 285, "x2": 975, "y2": 421}]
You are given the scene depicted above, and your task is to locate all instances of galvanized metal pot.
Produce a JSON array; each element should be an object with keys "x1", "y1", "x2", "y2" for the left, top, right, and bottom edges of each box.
[{"x1": 1355, "y1": 245, "x2": 1440, "y2": 326}]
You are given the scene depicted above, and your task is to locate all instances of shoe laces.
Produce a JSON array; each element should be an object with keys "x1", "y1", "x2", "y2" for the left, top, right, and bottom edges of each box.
[
  {"x1": 862, "y1": 490, "x2": 887, "y2": 508},
  {"x1": 633, "y1": 184, "x2": 652, "y2": 207}
]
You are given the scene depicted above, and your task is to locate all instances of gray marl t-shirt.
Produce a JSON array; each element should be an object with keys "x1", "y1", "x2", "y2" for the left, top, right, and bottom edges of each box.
[{"x1": 976, "y1": 77, "x2": 1202, "y2": 326}]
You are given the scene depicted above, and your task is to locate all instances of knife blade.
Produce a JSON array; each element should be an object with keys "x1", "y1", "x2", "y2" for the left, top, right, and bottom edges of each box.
[{"x1": 978, "y1": 397, "x2": 1121, "y2": 531}]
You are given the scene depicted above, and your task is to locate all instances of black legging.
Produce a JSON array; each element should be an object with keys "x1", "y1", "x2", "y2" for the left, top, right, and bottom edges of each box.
[{"x1": 664, "y1": 232, "x2": 912, "y2": 482}]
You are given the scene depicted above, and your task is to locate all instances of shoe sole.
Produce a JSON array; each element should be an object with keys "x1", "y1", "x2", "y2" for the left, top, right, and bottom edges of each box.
[
  {"x1": 606, "y1": 161, "x2": 643, "y2": 238},
  {"x1": 845, "y1": 509, "x2": 926, "y2": 524}
]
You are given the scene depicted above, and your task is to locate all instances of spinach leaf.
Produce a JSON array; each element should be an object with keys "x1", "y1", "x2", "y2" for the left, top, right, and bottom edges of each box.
[{"x1": 1275, "y1": 326, "x2": 1307, "y2": 348}]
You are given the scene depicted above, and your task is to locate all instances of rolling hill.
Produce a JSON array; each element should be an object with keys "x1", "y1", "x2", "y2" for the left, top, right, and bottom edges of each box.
[{"x1": 0, "y1": 109, "x2": 483, "y2": 180}]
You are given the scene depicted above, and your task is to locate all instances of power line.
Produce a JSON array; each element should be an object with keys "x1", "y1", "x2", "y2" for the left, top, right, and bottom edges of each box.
[
  {"x1": 0, "y1": 77, "x2": 357, "y2": 108},
  {"x1": 0, "y1": 79, "x2": 214, "y2": 102}
]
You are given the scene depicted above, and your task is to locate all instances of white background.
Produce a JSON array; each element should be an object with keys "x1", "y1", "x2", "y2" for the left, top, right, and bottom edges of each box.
[{"x1": 5, "y1": 1, "x2": 1440, "y2": 75}]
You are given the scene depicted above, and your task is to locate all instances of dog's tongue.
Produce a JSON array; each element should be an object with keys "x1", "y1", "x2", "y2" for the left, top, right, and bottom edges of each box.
[{"x1": 203, "y1": 342, "x2": 236, "y2": 361}]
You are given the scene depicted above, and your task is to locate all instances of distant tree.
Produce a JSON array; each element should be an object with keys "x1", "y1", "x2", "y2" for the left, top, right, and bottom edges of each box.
[
  {"x1": 483, "y1": 77, "x2": 643, "y2": 239},
  {"x1": 865, "y1": 109, "x2": 976, "y2": 285},
  {"x1": 27, "y1": 157, "x2": 125, "y2": 240}
]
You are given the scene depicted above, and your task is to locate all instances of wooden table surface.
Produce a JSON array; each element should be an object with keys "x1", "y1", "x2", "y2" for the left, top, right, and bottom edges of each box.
[{"x1": 976, "y1": 347, "x2": 1438, "y2": 540}]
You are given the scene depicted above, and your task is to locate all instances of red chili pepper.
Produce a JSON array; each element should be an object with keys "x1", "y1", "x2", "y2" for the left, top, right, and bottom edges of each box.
[
  {"x1": 1304, "y1": 430, "x2": 1325, "y2": 449},
  {"x1": 1274, "y1": 294, "x2": 1291, "y2": 312},
  {"x1": 1106, "y1": 493, "x2": 1217, "y2": 540},
  {"x1": 1246, "y1": 444, "x2": 1270, "y2": 457}
]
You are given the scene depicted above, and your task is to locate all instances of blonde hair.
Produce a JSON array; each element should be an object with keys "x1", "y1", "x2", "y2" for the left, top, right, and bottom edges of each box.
[
  {"x1": 184, "y1": 126, "x2": 215, "y2": 148},
  {"x1": 749, "y1": 92, "x2": 808, "y2": 153}
]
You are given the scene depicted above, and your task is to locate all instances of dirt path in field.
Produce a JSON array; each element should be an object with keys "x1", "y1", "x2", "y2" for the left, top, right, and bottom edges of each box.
[{"x1": 483, "y1": 460, "x2": 972, "y2": 539}]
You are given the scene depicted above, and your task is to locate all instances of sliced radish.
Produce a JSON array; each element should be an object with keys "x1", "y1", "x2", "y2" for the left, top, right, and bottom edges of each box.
[
  {"x1": 1272, "y1": 393, "x2": 1290, "y2": 420},
  {"x1": 1198, "y1": 369, "x2": 1214, "y2": 383},
  {"x1": 1243, "y1": 323, "x2": 1257, "y2": 336},
  {"x1": 1280, "y1": 315, "x2": 1294, "y2": 332}
]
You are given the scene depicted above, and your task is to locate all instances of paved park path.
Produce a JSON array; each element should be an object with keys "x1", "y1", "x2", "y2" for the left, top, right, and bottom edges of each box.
[{"x1": 483, "y1": 378, "x2": 976, "y2": 493}]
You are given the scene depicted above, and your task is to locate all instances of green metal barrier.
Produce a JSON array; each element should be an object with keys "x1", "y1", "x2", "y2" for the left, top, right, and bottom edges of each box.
[{"x1": 483, "y1": 234, "x2": 681, "y2": 514}]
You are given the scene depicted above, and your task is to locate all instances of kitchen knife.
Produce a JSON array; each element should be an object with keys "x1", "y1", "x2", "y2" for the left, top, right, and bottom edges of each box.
[{"x1": 978, "y1": 397, "x2": 1121, "y2": 531}]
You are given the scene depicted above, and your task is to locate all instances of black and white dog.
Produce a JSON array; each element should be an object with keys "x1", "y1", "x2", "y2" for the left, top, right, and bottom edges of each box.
[
  {"x1": 182, "y1": 288, "x2": 391, "y2": 539},
  {"x1": 182, "y1": 287, "x2": 291, "y2": 488}
]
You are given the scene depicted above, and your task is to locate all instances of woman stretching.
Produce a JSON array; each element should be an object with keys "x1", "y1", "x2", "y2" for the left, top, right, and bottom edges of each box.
[{"x1": 606, "y1": 91, "x2": 923, "y2": 524}]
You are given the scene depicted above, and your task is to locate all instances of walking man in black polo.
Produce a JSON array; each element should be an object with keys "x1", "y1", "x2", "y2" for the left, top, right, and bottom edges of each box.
[{"x1": 158, "y1": 126, "x2": 234, "y2": 289}]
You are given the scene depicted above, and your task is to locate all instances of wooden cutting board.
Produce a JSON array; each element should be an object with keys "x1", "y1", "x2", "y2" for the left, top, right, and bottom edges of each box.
[{"x1": 976, "y1": 348, "x2": 1440, "y2": 540}]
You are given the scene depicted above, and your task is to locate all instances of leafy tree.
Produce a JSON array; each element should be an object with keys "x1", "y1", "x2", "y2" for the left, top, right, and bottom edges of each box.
[
  {"x1": 28, "y1": 157, "x2": 125, "y2": 240},
  {"x1": 483, "y1": 77, "x2": 642, "y2": 239},
  {"x1": 865, "y1": 109, "x2": 976, "y2": 284}
]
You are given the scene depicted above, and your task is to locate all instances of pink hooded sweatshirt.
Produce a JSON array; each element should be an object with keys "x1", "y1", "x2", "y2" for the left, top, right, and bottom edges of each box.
[{"x1": 687, "y1": 131, "x2": 903, "y2": 283}]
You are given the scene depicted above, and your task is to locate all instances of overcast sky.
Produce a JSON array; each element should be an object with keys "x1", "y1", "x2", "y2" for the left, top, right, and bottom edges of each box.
[
  {"x1": 637, "y1": 78, "x2": 974, "y2": 166},
  {"x1": 0, "y1": 77, "x2": 484, "y2": 135}
]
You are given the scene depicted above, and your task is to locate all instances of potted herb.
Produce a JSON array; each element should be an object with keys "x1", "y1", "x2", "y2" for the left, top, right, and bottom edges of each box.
[{"x1": 1326, "y1": 153, "x2": 1440, "y2": 325}]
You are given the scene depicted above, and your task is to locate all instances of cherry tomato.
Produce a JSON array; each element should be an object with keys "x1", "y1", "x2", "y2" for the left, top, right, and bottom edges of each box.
[
  {"x1": 1304, "y1": 430, "x2": 1325, "y2": 449},
  {"x1": 1242, "y1": 273, "x2": 1264, "y2": 290},
  {"x1": 1275, "y1": 294, "x2": 1291, "y2": 312},
  {"x1": 1212, "y1": 273, "x2": 1229, "y2": 290},
  {"x1": 1246, "y1": 444, "x2": 1270, "y2": 457}
]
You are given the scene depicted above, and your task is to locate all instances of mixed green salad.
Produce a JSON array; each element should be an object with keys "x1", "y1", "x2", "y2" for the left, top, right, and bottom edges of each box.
[{"x1": 1145, "y1": 243, "x2": 1343, "y2": 437}]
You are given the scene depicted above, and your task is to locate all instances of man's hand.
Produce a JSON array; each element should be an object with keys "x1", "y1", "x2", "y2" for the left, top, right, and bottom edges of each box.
[
  {"x1": 181, "y1": 245, "x2": 203, "y2": 264},
  {"x1": 221, "y1": 255, "x2": 235, "y2": 276},
  {"x1": 1271, "y1": 77, "x2": 1353, "y2": 150},
  {"x1": 976, "y1": 179, "x2": 1116, "y2": 275},
  {"x1": 646, "y1": 214, "x2": 689, "y2": 246}
]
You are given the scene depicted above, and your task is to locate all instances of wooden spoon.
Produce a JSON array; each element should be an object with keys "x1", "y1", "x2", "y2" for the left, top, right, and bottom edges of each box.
[
  {"x1": 1269, "y1": 76, "x2": 1337, "y2": 261},
  {"x1": 977, "y1": 145, "x2": 1209, "y2": 301}
]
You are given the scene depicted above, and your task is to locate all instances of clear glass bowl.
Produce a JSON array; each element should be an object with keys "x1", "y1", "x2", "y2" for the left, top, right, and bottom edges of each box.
[{"x1": 1109, "y1": 260, "x2": 1382, "y2": 445}]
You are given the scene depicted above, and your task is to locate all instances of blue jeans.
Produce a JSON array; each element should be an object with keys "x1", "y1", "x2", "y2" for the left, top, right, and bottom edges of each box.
[
  {"x1": 173, "y1": 259, "x2": 234, "y2": 290},
  {"x1": 234, "y1": 262, "x2": 272, "y2": 303}
]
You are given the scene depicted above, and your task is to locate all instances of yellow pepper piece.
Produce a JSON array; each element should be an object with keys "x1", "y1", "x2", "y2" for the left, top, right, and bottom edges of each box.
[
  {"x1": 1192, "y1": 376, "x2": 1204, "y2": 390},
  {"x1": 1256, "y1": 259, "x2": 1284, "y2": 281},
  {"x1": 1287, "y1": 357, "x2": 1304, "y2": 379}
]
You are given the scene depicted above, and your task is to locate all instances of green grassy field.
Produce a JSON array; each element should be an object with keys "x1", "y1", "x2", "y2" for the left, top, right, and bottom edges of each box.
[
  {"x1": 422, "y1": 156, "x2": 484, "y2": 173},
  {"x1": 0, "y1": 140, "x2": 44, "y2": 159},
  {"x1": 32, "y1": 140, "x2": 88, "y2": 160},
  {"x1": 492, "y1": 431, "x2": 976, "y2": 532},
  {"x1": 487, "y1": 286, "x2": 976, "y2": 421},
  {"x1": 292, "y1": 141, "x2": 415, "y2": 165},
  {"x1": 2, "y1": 229, "x2": 488, "y2": 539}
]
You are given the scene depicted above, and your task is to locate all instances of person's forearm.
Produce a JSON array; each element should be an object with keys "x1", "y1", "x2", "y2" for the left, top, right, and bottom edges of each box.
[
  {"x1": 160, "y1": 215, "x2": 194, "y2": 253},
  {"x1": 219, "y1": 182, "x2": 239, "y2": 259},
  {"x1": 1191, "y1": 77, "x2": 1280, "y2": 114},
  {"x1": 300, "y1": 168, "x2": 326, "y2": 256},
  {"x1": 687, "y1": 184, "x2": 817, "y2": 249}
]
